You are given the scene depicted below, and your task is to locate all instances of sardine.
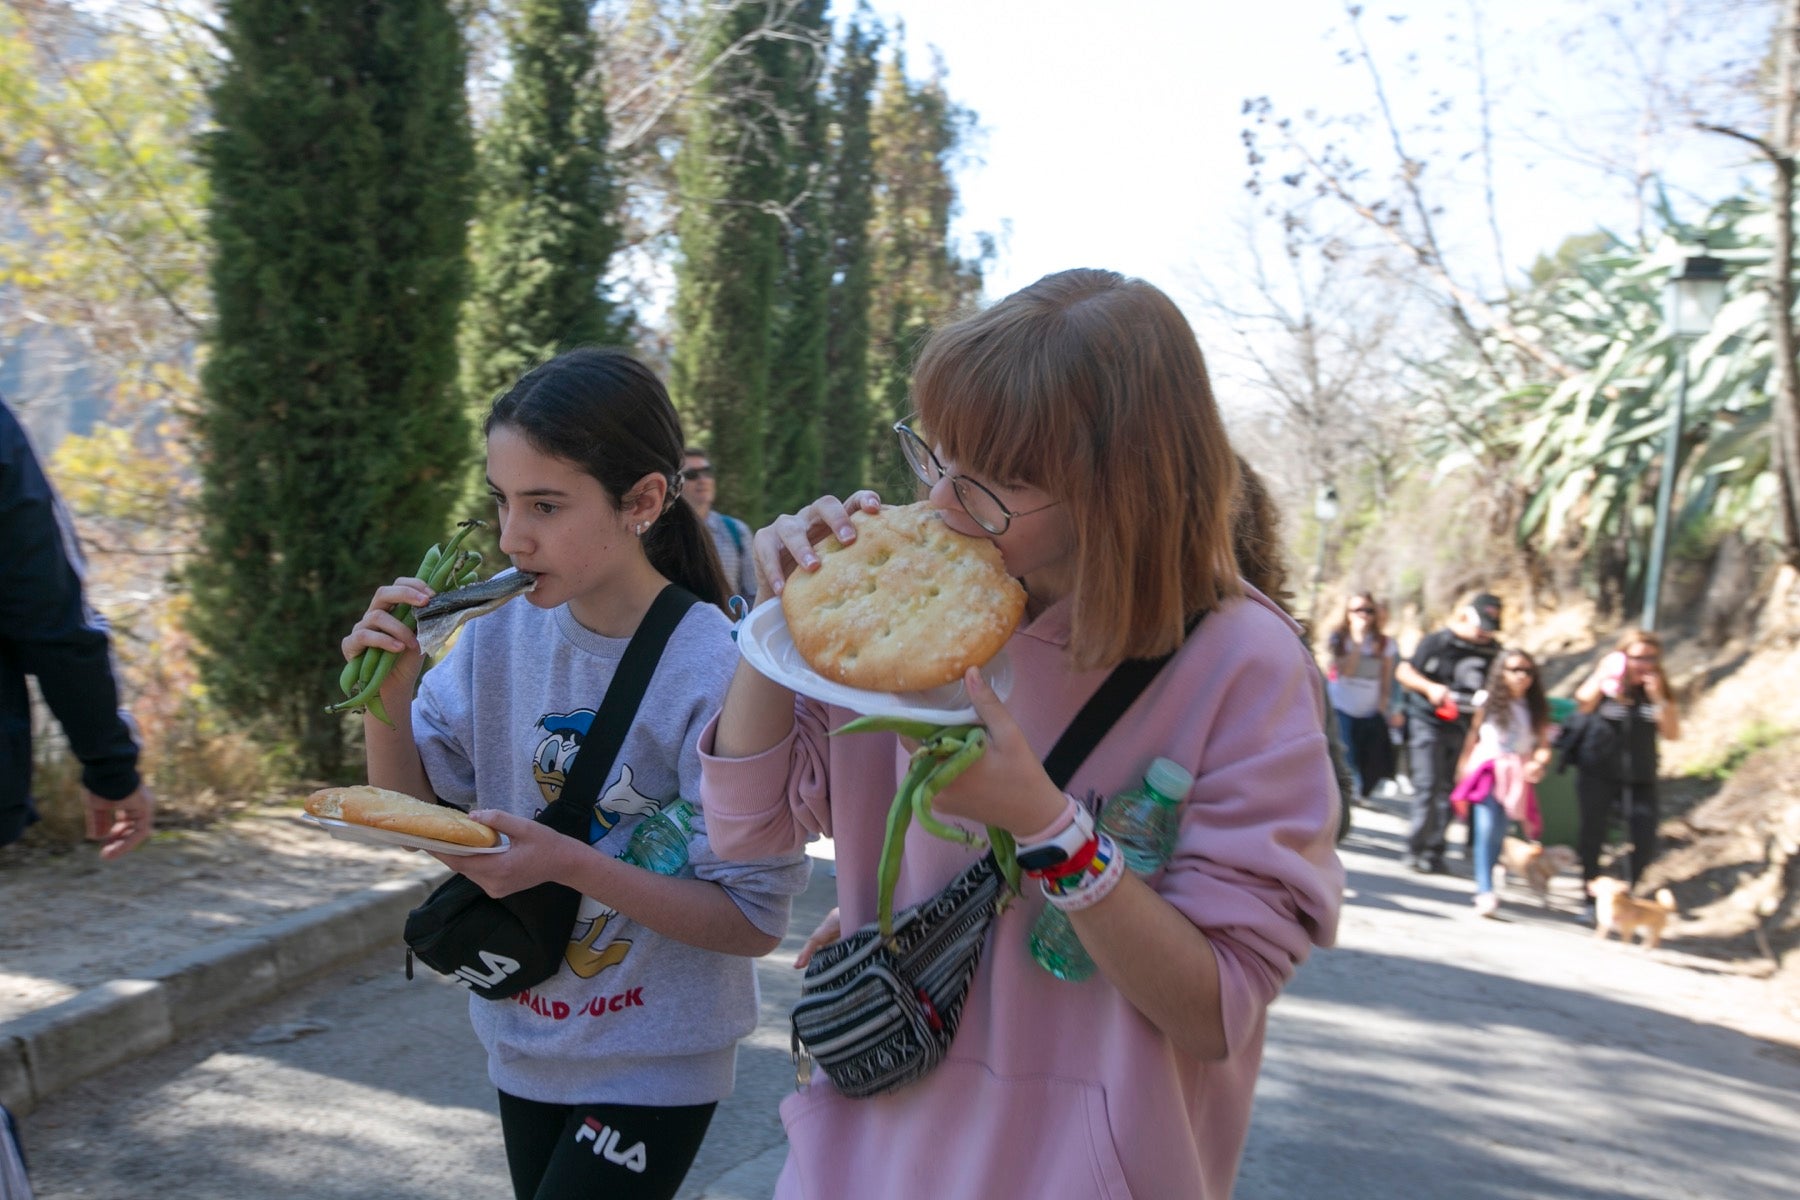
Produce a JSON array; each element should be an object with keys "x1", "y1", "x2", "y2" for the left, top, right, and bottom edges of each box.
[{"x1": 415, "y1": 569, "x2": 537, "y2": 657}]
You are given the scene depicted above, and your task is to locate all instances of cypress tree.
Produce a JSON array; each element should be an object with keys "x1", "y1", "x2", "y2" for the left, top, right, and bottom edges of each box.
[
  {"x1": 460, "y1": 0, "x2": 620, "y2": 414},
  {"x1": 670, "y1": 5, "x2": 791, "y2": 523},
  {"x1": 762, "y1": 0, "x2": 832, "y2": 516},
  {"x1": 820, "y1": 7, "x2": 881, "y2": 498},
  {"x1": 192, "y1": 0, "x2": 472, "y2": 777},
  {"x1": 865, "y1": 47, "x2": 984, "y2": 496}
]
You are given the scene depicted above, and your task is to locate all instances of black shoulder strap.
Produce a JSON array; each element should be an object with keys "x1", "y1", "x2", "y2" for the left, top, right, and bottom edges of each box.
[
  {"x1": 1041, "y1": 613, "x2": 1205, "y2": 790},
  {"x1": 546, "y1": 585, "x2": 700, "y2": 821}
]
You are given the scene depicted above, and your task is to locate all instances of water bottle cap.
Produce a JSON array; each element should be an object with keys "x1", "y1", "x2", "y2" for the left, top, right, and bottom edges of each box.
[{"x1": 1143, "y1": 757, "x2": 1192, "y2": 803}]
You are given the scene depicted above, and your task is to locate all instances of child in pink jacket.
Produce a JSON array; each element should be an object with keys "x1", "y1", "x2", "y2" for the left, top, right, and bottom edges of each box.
[{"x1": 701, "y1": 268, "x2": 1344, "y2": 1198}]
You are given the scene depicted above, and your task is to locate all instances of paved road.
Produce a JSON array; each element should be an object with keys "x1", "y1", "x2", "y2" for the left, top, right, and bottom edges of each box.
[{"x1": 20, "y1": 806, "x2": 1800, "y2": 1198}]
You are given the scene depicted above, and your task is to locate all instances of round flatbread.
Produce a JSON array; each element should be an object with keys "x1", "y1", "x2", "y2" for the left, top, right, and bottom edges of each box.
[
  {"x1": 304, "y1": 785, "x2": 498, "y2": 848},
  {"x1": 781, "y1": 502, "x2": 1026, "y2": 692}
]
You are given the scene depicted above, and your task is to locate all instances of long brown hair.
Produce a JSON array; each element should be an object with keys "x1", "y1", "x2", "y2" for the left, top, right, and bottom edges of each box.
[
  {"x1": 1481, "y1": 649, "x2": 1549, "y2": 738},
  {"x1": 914, "y1": 269, "x2": 1242, "y2": 669},
  {"x1": 486, "y1": 349, "x2": 731, "y2": 613},
  {"x1": 1328, "y1": 591, "x2": 1387, "y2": 658},
  {"x1": 1233, "y1": 455, "x2": 1294, "y2": 613}
]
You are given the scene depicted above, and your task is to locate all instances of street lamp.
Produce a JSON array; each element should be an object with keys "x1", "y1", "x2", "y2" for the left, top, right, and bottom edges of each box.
[
  {"x1": 1642, "y1": 250, "x2": 1729, "y2": 631},
  {"x1": 1310, "y1": 483, "x2": 1339, "y2": 623}
]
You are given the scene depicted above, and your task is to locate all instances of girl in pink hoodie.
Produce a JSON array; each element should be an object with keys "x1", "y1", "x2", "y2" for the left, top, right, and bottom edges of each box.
[{"x1": 700, "y1": 268, "x2": 1344, "y2": 1199}]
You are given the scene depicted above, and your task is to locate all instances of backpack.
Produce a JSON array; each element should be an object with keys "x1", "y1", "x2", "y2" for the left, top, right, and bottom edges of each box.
[{"x1": 1553, "y1": 709, "x2": 1603, "y2": 775}]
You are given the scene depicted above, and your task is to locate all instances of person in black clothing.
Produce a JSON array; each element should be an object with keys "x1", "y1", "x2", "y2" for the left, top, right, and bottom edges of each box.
[
  {"x1": 1572, "y1": 628, "x2": 1680, "y2": 899},
  {"x1": 0, "y1": 396, "x2": 153, "y2": 856},
  {"x1": 1393, "y1": 591, "x2": 1503, "y2": 873}
]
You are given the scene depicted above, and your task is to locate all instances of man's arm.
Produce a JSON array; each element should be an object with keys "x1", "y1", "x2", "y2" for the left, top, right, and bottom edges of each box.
[{"x1": 0, "y1": 402, "x2": 149, "y2": 853}]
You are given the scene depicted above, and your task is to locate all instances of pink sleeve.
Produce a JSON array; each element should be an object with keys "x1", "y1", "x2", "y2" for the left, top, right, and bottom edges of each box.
[
  {"x1": 1157, "y1": 631, "x2": 1345, "y2": 1060},
  {"x1": 697, "y1": 696, "x2": 834, "y2": 859}
]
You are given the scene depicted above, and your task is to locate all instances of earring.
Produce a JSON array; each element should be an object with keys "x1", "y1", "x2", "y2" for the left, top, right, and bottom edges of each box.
[{"x1": 635, "y1": 521, "x2": 649, "y2": 536}]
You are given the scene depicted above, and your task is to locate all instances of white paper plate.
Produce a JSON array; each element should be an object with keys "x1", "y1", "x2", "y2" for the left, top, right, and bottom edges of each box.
[
  {"x1": 300, "y1": 814, "x2": 511, "y2": 857},
  {"x1": 735, "y1": 599, "x2": 1013, "y2": 723}
]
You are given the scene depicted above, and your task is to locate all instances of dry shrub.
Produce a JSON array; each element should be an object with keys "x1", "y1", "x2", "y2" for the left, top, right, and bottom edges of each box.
[{"x1": 22, "y1": 592, "x2": 282, "y2": 850}]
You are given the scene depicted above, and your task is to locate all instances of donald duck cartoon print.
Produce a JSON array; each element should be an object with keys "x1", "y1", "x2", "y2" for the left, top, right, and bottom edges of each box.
[{"x1": 530, "y1": 709, "x2": 672, "y2": 978}]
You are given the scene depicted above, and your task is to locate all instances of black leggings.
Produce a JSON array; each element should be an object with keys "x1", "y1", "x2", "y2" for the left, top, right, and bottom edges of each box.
[
  {"x1": 1575, "y1": 772, "x2": 1659, "y2": 886},
  {"x1": 496, "y1": 1091, "x2": 716, "y2": 1200}
]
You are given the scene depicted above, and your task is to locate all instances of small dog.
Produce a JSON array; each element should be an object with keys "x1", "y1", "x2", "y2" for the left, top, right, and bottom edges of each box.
[
  {"x1": 1497, "y1": 837, "x2": 1579, "y2": 900},
  {"x1": 1587, "y1": 877, "x2": 1678, "y2": 949}
]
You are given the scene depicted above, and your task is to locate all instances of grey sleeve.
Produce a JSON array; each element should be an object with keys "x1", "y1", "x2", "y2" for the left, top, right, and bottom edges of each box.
[{"x1": 412, "y1": 633, "x2": 479, "y2": 810}]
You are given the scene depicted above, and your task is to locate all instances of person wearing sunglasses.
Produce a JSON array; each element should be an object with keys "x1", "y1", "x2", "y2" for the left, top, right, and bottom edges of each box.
[
  {"x1": 1570, "y1": 628, "x2": 1680, "y2": 901},
  {"x1": 1452, "y1": 650, "x2": 1554, "y2": 917},
  {"x1": 1324, "y1": 592, "x2": 1398, "y2": 820},
  {"x1": 679, "y1": 449, "x2": 757, "y2": 603}
]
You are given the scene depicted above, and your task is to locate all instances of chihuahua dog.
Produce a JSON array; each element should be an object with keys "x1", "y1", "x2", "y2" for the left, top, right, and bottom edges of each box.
[
  {"x1": 1497, "y1": 837, "x2": 1580, "y2": 901},
  {"x1": 1588, "y1": 877, "x2": 1678, "y2": 949}
]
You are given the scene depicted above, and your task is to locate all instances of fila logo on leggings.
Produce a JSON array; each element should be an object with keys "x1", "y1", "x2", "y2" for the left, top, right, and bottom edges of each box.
[{"x1": 575, "y1": 1117, "x2": 648, "y2": 1174}]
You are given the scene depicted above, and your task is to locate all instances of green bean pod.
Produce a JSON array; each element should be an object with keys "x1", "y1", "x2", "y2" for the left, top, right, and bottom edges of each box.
[
  {"x1": 877, "y1": 760, "x2": 928, "y2": 938},
  {"x1": 987, "y1": 826, "x2": 1021, "y2": 898},
  {"x1": 832, "y1": 716, "x2": 974, "y2": 741},
  {"x1": 908, "y1": 732, "x2": 987, "y2": 846},
  {"x1": 326, "y1": 521, "x2": 487, "y2": 718}
]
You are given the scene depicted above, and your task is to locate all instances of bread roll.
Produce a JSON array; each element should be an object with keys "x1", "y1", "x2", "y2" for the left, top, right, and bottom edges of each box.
[
  {"x1": 781, "y1": 502, "x2": 1026, "y2": 692},
  {"x1": 305, "y1": 785, "x2": 499, "y2": 848}
]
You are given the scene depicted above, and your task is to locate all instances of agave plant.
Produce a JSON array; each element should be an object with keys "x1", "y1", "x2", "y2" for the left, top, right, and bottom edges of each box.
[{"x1": 1419, "y1": 193, "x2": 1768, "y2": 601}]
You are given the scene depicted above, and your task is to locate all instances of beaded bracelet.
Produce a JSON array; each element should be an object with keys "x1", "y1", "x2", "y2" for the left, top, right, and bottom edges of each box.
[{"x1": 1043, "y1": 833, "x2": 1125, "y2": 913}]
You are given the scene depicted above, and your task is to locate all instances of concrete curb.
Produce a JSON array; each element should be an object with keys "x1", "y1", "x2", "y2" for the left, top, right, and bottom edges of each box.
[{"x1": 0, "y1": 865, "x2": 448, "y2": 1117}]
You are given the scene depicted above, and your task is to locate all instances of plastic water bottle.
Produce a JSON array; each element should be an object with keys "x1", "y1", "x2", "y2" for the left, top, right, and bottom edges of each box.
[
  {"x1": 1027, "y1": 758, "x2": 1195, "y2": 981},
  {"x1": 622, "y1": 799, "x2": 695, "y2": 875},
  {"x1": 1097, "y1": 758, "x2": 1190, "y2": 872}
]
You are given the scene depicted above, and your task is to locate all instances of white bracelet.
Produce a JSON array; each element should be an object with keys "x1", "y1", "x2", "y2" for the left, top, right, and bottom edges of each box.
[{"x1": 1044, "y1": 838, "x2": 1126, "y2": 912}]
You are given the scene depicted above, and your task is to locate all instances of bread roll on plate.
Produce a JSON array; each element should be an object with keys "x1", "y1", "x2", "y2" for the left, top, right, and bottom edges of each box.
[
  {"x1": 305, "y1": 785, "x2": 498, "y2": 848},
  {"x1": 781, "y1": 502, "x2": 1026, "y2": 692}
]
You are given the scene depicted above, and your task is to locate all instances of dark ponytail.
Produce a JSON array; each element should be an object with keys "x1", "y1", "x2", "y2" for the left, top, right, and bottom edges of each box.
[
  {"x1": 640, "y1": 491, "x2": 732, "y2": 613},
  {"x1": 485, "y1": 349, "x2": 732, "y2": 614}
]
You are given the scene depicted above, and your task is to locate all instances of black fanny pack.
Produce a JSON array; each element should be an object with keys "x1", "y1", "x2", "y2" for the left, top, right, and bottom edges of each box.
[{"x1": 402, "y1": 585, "x2": 699, "y2": 1000}]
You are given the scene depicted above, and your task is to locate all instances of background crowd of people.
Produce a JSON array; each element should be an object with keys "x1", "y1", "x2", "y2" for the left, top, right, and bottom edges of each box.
[{"x1": 1322, "y1": 588, "x2": 1681, "y2": 921}]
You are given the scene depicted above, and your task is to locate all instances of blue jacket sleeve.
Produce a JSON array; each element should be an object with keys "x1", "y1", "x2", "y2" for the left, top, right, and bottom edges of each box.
[{"x1": 0, "y1": 400, "x2": 141, "y2": 801}]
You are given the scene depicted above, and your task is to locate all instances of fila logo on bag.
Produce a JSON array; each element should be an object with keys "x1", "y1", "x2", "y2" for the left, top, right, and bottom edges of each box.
[
  {"x1": 574, "y1": 1117, "x2": 648, "y2": 1173},
  {"x1": 453, "y1": 950, "x2": 521, "y2": 990}
]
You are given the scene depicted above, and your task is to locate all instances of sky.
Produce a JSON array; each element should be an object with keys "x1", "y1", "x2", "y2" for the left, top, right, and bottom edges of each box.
[{"x1": 877, "y1": 0, "x2": 1766, "y2": 325}]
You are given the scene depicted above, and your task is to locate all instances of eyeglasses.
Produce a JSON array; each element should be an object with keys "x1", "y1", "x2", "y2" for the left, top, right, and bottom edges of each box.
[
  {"x1": 894, "y1": 419, "x2": 1059, "y2": 535},
  {"x1": 1626, "y1": 653, "x2": 1659, "y2": 663},
  {"x1": 1348, "y1": 606, "x2": 1376, "y2": 616},
  {"x1": 1504, "y1": 665, "x2": 1536, "y2": 677},
  {"x1": 681, "y1": 465, "x2": 714, "y2": 481}
]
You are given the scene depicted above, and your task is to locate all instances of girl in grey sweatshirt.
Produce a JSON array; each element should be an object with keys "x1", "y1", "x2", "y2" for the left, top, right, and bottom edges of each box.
[{"x1": 341, "y1": 350, "x2": 810, "y2": 1200}]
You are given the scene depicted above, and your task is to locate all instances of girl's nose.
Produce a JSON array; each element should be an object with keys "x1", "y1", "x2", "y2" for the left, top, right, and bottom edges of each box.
[
  {"x1": 928, "y1": 476, "x2": 978, "y2": 536},
  {"x1": 497, "y1": 516, "x2": 528, "y2": 558}
]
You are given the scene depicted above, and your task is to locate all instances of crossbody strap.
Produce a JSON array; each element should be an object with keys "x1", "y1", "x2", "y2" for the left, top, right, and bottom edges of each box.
[
  {"x1": 1041, "y1": 613, "x2": 1205, "y2": 790},
  {"x1": 543, "y1": 585, "x2": 700, "y2": 823}
]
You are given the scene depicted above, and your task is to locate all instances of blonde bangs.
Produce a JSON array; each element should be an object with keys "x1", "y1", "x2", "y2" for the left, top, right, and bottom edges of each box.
[{"x1": 912, "y1": 270, "x2": 1244, "y2": 669}]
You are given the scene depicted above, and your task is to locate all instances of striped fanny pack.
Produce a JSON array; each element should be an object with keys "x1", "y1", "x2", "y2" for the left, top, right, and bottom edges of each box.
[{"x1": 789, "y1": 852, "x2": 1003, "y2": 1099}]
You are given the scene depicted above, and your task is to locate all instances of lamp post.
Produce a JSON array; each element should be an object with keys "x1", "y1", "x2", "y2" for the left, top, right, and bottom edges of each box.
[
  {"x1": 1310, "y1": 482, "x2": 1339, "y2": 624},
  {"x1": 1642, "y1": 250, "x2": 1729, "y2": 631}
]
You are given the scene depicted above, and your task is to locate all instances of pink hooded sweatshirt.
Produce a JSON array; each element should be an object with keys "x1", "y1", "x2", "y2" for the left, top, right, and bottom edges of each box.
[{"x1": 699, "y1": 586, "x2": 1344, "y2": 1199}]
